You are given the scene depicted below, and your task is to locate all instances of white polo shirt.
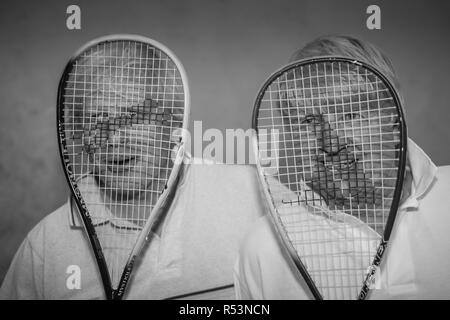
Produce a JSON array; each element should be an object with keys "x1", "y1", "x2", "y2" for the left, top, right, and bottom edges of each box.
[
  {"x1": 234, "y1": 139, "x2": 450, "y2": 299},
  {"x1": 0, "y1": 161, "x2": 264, "y2": 299}
]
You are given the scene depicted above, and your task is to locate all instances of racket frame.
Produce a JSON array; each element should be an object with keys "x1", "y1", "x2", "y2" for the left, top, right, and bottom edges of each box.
[
  {"x1": 252, "y1": 56, "x2": 407, "y2": 300},
  {"x1": 56, "y1": 34, "x2": 190, "y2": 300}
]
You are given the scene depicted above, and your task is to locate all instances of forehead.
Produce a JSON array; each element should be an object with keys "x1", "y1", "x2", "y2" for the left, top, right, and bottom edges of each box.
[
  {"x1": 276, "y1": 62, "x2": 393, "y2": 115},
  {"x1": 65, "y1": 41, "x2": 181, "y2": 116}
]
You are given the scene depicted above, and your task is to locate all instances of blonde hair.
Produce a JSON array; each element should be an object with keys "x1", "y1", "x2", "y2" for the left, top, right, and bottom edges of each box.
[{"x1": 289, "y1": 35, "x2": 400, "y2": 92}]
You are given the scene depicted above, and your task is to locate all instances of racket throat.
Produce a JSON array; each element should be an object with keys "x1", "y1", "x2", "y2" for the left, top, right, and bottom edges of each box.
[{"x1": 112, "y1": 257, "x2": 137, "y2": 300}]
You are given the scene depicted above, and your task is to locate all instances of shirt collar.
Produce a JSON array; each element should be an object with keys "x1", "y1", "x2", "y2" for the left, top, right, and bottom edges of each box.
[
  {"x1": 399, "y1": 138, "x2": 437, "y2": 210},
  {"x1": 69, "y1": 160, "x2": 190, "y2": 230},
  {"x1": 69, "y1": 175, "x2": 144, "y2": 230},
  {"x1": 265, "y1": 138, "x2": 436, "y2": 212}
]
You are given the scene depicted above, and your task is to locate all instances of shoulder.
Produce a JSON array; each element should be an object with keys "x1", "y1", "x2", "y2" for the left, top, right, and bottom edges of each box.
[
  {"x1": 24, "y1": 200, "x2": 80, "y2": 258},
  {"x1": 188, "y1": 160, "x2": 259, "y2": 185},
  {"x1": 174, "y1": 161, "x2": 265, "y2": 236},
  {"x1": 435, "y1": 165, "x2": 450, "y2": 192},
  {"x1": 239, "y1": 215, "x2": 282, "y2": 259},
  {"x1": 235, "y1": 214, "x2": 313, "y2": 299},
  {"x1": 185, "y1": 162, "x2": 263, "y2": 216},
  {"x1": 418, "y1": 165, "x2": 450, "y2": 220},
  {"x1": 0, "y1": 201, "x2": 74, "y2": 299},
  {"x1": 27, "y1": 201, "x2": 72, "y2": 241},
  {"x1": 422, "y1": 165, "x2": 450, "y2": 201},
  {"x1": 436, "y1": 165, "x2": 450, "y2": 179}
]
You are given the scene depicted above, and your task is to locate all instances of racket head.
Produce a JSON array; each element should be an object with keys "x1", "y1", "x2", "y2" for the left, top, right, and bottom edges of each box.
[
  {"x1": 252, "y1": 56, "x2": 407, "y2": 300},
  {"x1": 57, "y1": 34, "x2": 190, "y2": 299}
]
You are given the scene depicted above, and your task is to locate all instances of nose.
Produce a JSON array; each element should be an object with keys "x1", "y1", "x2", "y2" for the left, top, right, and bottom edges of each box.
[
  {"x1": 315, "y1": 119, "x2": 348, "y2": 157},
  {"x1": 107, "y1": 128, "x2": 128, "y2": 146},
  {"x1": 91, "y1": 116, "x2": 130, "y2": 148}
]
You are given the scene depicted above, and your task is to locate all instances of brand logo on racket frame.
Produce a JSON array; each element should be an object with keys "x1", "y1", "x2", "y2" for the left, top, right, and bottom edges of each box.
[{"x1": 360, "y1": 240, "x2": 387, "y2": 299}]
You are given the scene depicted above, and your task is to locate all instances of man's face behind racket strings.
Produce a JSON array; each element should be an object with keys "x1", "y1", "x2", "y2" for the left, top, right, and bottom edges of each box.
[
  {"x1": 69, "y1": 43, "x2": 176, "y2": 216},
  {"x1": 279, "y1": 64, "x2": 400, "y2": 232}
]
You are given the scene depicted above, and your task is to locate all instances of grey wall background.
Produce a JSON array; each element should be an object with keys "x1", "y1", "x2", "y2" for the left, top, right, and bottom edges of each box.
[{"x1": 1, "y1": 0, "x2": 449, "y2": 284}]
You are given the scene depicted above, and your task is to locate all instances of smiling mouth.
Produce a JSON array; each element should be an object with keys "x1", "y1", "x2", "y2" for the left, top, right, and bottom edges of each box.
[{"x1": 105, "y1": 156, "x2": 137, "y2": 172}]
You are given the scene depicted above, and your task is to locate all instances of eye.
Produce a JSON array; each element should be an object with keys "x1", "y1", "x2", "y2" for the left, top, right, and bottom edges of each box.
[
  {"x1": 301, "y1": 115, "x2": 319, "y2": 124},
  {"x1": 344, "y1": 113, "x2": 361, "y2": 121},
  {"x1": 89, "y1": 111, "x2": 108, "y2": 118}
]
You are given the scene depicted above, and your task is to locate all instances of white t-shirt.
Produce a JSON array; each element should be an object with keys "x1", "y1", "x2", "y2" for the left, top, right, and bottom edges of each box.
[
  {"x1": 234, "y1": 139, "x2": 450, "y2": 299},
  {"x1": 0, "y1": 161, "x2": 264, "y2": 299}
]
